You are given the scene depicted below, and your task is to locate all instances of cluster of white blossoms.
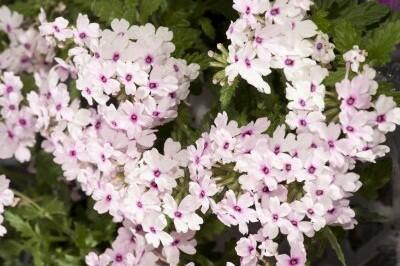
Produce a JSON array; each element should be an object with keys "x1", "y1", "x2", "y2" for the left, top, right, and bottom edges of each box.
[
  {"x1": 0, "y1": 6, "x2": 55, "y2": 74},
  {"x1": 0, "y1": 1, "x2": 399, "y2": 265},
  {"x1": 225, "y1": 0, "x2": 335, "y2": 93},
  {"x1": 0, "y1": 175, "x2": 14, "y2": 237}
]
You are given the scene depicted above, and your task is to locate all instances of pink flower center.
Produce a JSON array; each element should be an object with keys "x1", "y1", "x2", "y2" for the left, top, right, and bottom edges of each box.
[
  {"x1": 233, "y1": 205, "x2": 242, "y2": 212},
  {"x1": 79, "y1": 32, "x2": 87, "y2": 39},
  {"x1": 125, "y1": 74, "x2": 132, "y2": 82},
  {"x1": 285, "y1": 58, "x2": 294, "y2": 66},
  {"x1": 346, "y1": 96, "x2": 355, "y2": 106},
  {"x1": 174, "y1": 211, "x2": 183, "y2": 218},
  {"x1": 376, "y1": 114, "x2": 386, "y2": 123},
  {"x1": 289, "y1": 258, "x2": 299, "y2": 265},
  {"x1": 270, "y1": 7, "x2": 280, "y2": 16}
]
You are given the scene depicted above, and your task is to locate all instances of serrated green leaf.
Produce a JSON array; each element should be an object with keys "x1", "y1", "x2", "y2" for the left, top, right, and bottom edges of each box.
[
  {"x1": 311, "y1": 10, "x2": 331, "y2": 33},
  {"x1": 323, "y1": 227, "x2": 347, "y2": 266},
  {"x1": 4, "y1": 211, "x2": 36, "y2": 238},
  {"x1": 356, "y1": 158, "x2": 392, "y2": 200},
  {"x1": 332, "y1": 20, "x2": 361, "y2": 53},
  {"x1": 199, "y1": 17, "x2": 215, "y2": 40},
  {"x1": 91, "y1": 0, "x2": 124, "y2": 24},
  {"x1": 340, "y1": 2, "x2": 389, "y2": 28},
  {"x1": 140, "y1": 0, "x2": 162, "y2": 23},
  {"x1": 365, "y1": 20, "x2": 400, "y2": 66},
  {"x1": 220, "y1": 80, "x2": 238, "y2": 109},
  {"x1": 324, "y1": 67, "x2": 346, "y2": 87},
  {"x1": 313, "y1": 0, "x2": 335, "y2": 10}
]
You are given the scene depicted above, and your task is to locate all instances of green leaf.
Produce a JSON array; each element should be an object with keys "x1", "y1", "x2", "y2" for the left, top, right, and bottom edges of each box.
[
  {"x1": 185, "y1": 52, "x2": 210, "y2": 70},
  {"x1": 377, "y1": 81, "x2": 400, "y2": 105},
  {"x1": 364, "y1": 20, "x2": 400, "y2": 66},
  {"x1": 4, "y1": 211, "x2": 36, "y2": 238},
  {"x1": 139, "y1": 0, "x2": 162, "y2": 23},
  {"x1": 199, "y1": 17, "x2": 216, "y2": 40},
  {"x1": 220, "y1": 79, "x2": 238, "y2": 109},
  {"x1": 324, "y1": 67, "x2": 346, "y2": 87},
  {"x1": 322, "y1": 227, "x2": 347, "y2": 266},
  {"x1": 356, "y1": 158, "x2": 392, "y2": 200},
  {"x1": 332, "y1": 20, "x2": 361, "y2": 53},
  {"x1": 340, "y1": 2, "x2": 389, "y2": 28},
  {"x1": 313, "y1": 0, "x2": 335, "y2": 10},
  {"x1": 311, "y1": 10, "x2": 331, "y2": 33},
  {"x1": 91, "y1": 0, "x2": 124, "y2": 24}
]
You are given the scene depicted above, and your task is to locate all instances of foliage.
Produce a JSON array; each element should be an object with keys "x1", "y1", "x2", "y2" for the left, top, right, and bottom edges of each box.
[{"x1": 0, "y1": 0, "x2": 399, "y2": 265}]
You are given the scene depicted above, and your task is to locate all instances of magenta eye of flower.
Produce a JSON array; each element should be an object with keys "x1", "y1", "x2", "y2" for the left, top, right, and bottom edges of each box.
[
  {"x1": 316, "y1": 42, "x2": 323, "y2": 50},
  {"x1": 248, "y1": 246, "x2": 254, "y2": 253},
  {"x1": 262, "y1": 166, "x2": 270, "y2": 175},
  {"x1": 125, "y1": 74, "x2": 133, "y2": 82},
  {"x1": 291, "y1": 220, "x2": 298, "y2": 226},
  {"x1": 245, "y1": 6, "x2": 251, "y2": 14},
  {"x1": 346, "y1": 125, "x2": 355, "y2": 132},
  {"x1": 95, "y1": 121, "x2": 101, "y2": 129},
  {"x1": 111, "y1": 121, "x2": 117, "y2": 127},
  {"x1": 172, "y1": 239, "x2": 180, "y2": 246},
  {"x1": 299, "y1": 119, "x2": 307, "y2": 126},
  {"x1": 95, "y1": 52, "x2": 100, "y2": 58},
  {"x1": 274, "y1": 146, "x2": 280, "y2": 154},
  {"x1": 145, "y1": 55, "x2": 153, "y2": 64},
  {"x1": 100, "y1": 75, "x2": 107, "y2": 83},
  {"x1": 152, "y1": 111, "x2": 160, "y2": 117},
  {"x1": 19, "y1": 118, "x2": 27, "y2": 126},
  {"x1": 115, "y1": 254, "x2": 123, "y2": 262},
  {"x1": 376, "y1": 114, "x2": 386, "y2": 123},
  {"x1": 223, "y1": 142, "x2": 230, "y2": 149},
  {"x1": 106, "y1": 194, "x2": 112, "y2": 201},
  {"x1": 311, "y1": 143, "x2": 317, "y2": 148},
  {"x1": 200, "y1": 190, "x2": 206, "y2": 198},
  {"x1": 242, "y1": 129, "x2": 253, "y2": 137},
  {"x1": 135, "y1": 224, "x2": 143, "y2": 232},
  {"x1": 153, "y1": 169, "x2": 161, "y2": 177},
  {"x1": 234, "y1": 55, "x2": 239, "y2": 62},
  {"x1": 85, "y1": 87, "x2": 92, "y2": 95},
  {"x1": 284, "y1": 58, "x2": 294, "y2": 66},
  {"x1": 233, "y1": 205, "x2": 242, "y2": 212},
  {"x1": 149, "y1": 82, "x2": 158, "y2": 89},
  {"x1": 150, "y1": 226, "x2": 156, "y2": 233},
  {"x1": 272, "y1": 214, "x2": 279, "y2": 221},
  {"x1": 316, "y1": 189, "x2": 324, "y2": 196},
  {"x1": 6, "y1": 24, "x2": 11, "y2": 32},
  {"x1": 169, "y1": 92, "x2": 176, "y2": 99},
  {"x1": 174, "y1": 211, "x2": 183, "y2": 218},
  {"x1": 346, "y1": 96, "x2": 355, "y2": 106},
  {"x1": 130, "y1": 114, "x2": 138, "y2": 122},
  {"x1": 56, "y1": 103, "x2": 62, "y2": 111},
  {"x1": 7, "y1": 130, "x2": 14, "y2": 139},
  {"x1": 5, "y1": 85, "x2": 13, "y2": 93},
  {"x1": 307, "y1": 208, "x2": 314, "y2": 215},
  {"x1": 101, "y1": 154, "x2": 106, "y2": 162},
  {"x1": 53, "y1": 25, "x2": 60, "y2": 33},
  {"x1": 308, "y1": 165, "x2": 316, "y2": 174},
  {"x1": 285, "y1": 164, "x2": 292, "y2": 171},
  {"x1": 299, "y1": 99, "x2": 306, "y2": 107},
  {"x1": 244, "y1": 58, "x2": 251, "y2": 67},
  {"x1": 136, "y1": 201, "x2": 143, "y2": 208},
  {"x1": 173, "y1": 64, "x2": 179, "y2": 72},
  {"x1": 9, "y1": 104, "x2": 16, "y2": 110},
  {"x1": 270, "y1": 7, "x2": 280, "y2": 16},
  {"x1": 79, "y1": 32, "x2": 87, "y2": 39},
  {"x1": 262, "y1": 186, "x2": 270, "y2": 193},
  {"x1": 255, "y1": 36, "x2": 263, "y2": 44},
  {"x1": 289, "y1": 258, "x2": 299, "y2": 265},
  {"x1": 112, "y1": 52, "x2": 120, "y2": 62},
  {"x1": 310, "y1": 83, "x2": 316, "y2": 92},
  {"x1": 69, "y1": 150, "x2": 76, "y2": 157},
  {"x1": 327, "y1": 140, "x2": 335, "y2": 148},
  {"x1": 150, "y1": 181, "x2": 158, "y2": 188}
]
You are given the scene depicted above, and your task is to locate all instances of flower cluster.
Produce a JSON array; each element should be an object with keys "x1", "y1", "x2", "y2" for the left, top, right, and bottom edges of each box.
[
  {"x1": 0, "y1": 2, "x2": 399, "y2": 265},
  {"x1": 0, "y1": 6, "x2": 55, "y2": 74},
  {"x1": 0, "y1": 175, "x2": 14, "y2": 237},
  {"x1": 0, "y1": 72, "x2": 37, "y2": 161},
  {"x1": 224, "y1": 0, "x2": 335, "y2": 93}
]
